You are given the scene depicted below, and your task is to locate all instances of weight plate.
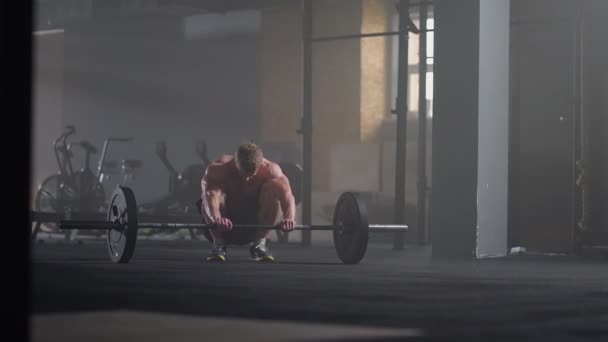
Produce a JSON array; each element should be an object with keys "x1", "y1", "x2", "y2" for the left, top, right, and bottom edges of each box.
[
  {"x1": 106, "y1": 186, "x2": 138, "y2": 263},
  {"x1": 332, "y1": 192, "x2": 369, "y2": 264}
]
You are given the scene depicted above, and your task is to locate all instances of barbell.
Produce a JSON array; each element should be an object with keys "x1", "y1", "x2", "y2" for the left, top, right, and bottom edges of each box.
[{"x1": 52, "y1": 186, "x2": 408, "y2": 264}]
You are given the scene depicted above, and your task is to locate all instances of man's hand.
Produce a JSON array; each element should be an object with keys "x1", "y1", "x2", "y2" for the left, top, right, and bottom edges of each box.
[
  {"x1": 278, "y1": 219, "x2": 296, "y2": 232},
  {"x1": 213, "y1": 217, "x2": 233, "y2": 232}
]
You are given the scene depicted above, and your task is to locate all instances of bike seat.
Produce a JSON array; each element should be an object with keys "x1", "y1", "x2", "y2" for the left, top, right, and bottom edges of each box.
[
  {"x1": 122, "y1": 159, "x2": 143, "y2": 170},
  {"x1": 79, "y1": 141, "x2": 98, "y2": 154}
]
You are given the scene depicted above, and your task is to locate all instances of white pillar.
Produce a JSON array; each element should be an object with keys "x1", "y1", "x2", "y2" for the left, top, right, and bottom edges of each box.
[{"x1": 476, "y1": 0, "x2": 510, "y2": 257}]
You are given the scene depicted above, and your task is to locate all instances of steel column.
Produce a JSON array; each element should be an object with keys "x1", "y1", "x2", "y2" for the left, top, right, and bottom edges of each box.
[{"x1": 393, "y1": 0, "x2": 410, "y2": 250}]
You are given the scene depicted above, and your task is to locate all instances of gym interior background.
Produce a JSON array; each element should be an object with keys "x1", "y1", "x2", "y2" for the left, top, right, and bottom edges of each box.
[{"x1": 30, "y1": 0, "x2": 607, "y2": 256}]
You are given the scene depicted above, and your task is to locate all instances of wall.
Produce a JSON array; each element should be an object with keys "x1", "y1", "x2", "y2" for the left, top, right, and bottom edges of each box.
[
  {"x1": 510, "y1": 0, "x2": 585, "y2": 253},
  {"x1": 311, "y1": 0, "x2": 363, "y2": 192},
  {"x1": 508, "y1": 0, "x2": 608, "y2": 252},
  {"x1": 582, "y1": 0, "x2": 608, "y2": 244},
  {"x1": 360, "y1": 0, "x2": 391, "y2": 143},
  {"x1": 261, "y1": 0, "x2": 397, "y2": 193},
  {"x1": 261, "y1": 0, "x2": 399, "y2": 243},
  {"x1": 31, "y1": 30, "x2": 65, "y2": 208},
  {"x1": 260, "y1": 1, "x2": 429, "y2": 244},
  {"x1": 52, "y1": 14, "x2": 262, "y2": 204},
  {"x1": 261, "y1": 0, "x2": 394, "y2": 191},
  {"x1": 260, "y1": 0, "x2": 303, "y2": 163}
]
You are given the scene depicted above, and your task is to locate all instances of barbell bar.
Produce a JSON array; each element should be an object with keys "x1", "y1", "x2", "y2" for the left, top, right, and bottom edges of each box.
[
  {"x1": 58, "y1": 221, "x2": 406, "y2": 233},
  {"x1": 53, "y1": 186, "x2": 408, "y2": 264}
]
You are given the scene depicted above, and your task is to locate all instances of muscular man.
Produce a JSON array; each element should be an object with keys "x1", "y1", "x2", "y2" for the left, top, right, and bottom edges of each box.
[{"x1": 200, "y1": 143, "x2": 296, "y2": 262}]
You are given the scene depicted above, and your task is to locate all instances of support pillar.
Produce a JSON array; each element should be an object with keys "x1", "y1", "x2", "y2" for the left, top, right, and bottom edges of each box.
[{"x1": 431, "y1": 0, "x2": 510, "y2": 258}]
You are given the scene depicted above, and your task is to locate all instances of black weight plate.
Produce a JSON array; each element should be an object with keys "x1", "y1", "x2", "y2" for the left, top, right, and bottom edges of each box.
[
  {"x1": 106, "y1": 186, "x2": 138, "y2": 263},
  {"x1": 332, "y1": 192, "x2": 369, "y2": 264}
]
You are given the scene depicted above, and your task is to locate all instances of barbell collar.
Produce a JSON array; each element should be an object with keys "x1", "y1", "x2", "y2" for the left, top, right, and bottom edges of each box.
[{"x1": 369, "y1": 224, "x2": 409, "y2": 232}]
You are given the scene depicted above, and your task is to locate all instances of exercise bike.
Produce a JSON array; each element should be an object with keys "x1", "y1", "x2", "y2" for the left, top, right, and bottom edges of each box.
[
  {"x1": 137, "y1": 139, "x2": 210, "y2": 240},
  {"x1": 32, "y1": 126, "x2": 133, "y2": 241}
]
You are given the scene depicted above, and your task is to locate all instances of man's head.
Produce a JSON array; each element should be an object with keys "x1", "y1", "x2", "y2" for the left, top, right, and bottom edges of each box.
[{"x1": 235, "y1": 143, "x2": 263, "y2": 181}]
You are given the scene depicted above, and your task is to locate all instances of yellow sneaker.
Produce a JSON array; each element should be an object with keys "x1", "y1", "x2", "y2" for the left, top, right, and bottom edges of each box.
[
  {"x1": 249, "y1": 240, "x2": 275, "y2": 262},
  {"x1": 206, "y1": 246, "x2": 226, "y2": 262}
]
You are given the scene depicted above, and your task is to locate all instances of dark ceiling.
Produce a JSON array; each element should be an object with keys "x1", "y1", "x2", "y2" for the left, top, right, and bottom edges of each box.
[
  {"x1": 156, "y1": 0, "x2": 274, "y2": 13},
  {"x1": 34, "y1": 0, "x2": 283, "y2": 30}
]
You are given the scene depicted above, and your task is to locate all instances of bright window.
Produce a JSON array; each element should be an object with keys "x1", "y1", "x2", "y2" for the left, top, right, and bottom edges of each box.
[{"x1": 389, "y1": 7, "x2": 434, "y2": 118}]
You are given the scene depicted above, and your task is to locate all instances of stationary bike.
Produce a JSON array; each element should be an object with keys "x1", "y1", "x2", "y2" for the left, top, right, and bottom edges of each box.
[
  {"x1": 32, "y1": 126, "x2": 133, "y2": 241},
  {"x1": 137, "y1": 140, "x2": 211, "y2": 239}
]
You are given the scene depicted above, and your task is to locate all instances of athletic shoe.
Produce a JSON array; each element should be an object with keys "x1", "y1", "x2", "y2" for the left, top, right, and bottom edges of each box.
[
  {"x1": 206, "y1": 245, "x2": 227, "y2": 262},
  {"x1": 249, "y1": 240, "x2": 275, "y2": 262}
]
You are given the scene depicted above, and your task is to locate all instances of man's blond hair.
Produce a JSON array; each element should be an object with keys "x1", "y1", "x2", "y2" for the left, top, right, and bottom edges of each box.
[{"x1": 235, "y1": 143, "x2": 263, "y2": 174}]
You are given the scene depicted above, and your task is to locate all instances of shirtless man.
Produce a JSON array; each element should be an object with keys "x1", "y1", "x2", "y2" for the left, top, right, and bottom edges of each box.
[{"x1": 200, "y1": 143, "x2": 296, "y2": 262}]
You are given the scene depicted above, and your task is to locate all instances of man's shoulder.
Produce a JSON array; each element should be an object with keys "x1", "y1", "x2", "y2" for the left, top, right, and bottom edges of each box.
[
  {"x1": 204, "y1": 156, "x2": 233, "y2": 178},
  {"x1": 207, "y1": 155, "x2": 233, "y2": 168},
  {"x1": 216, "y1": 155, "x2": 234, "y2": 164},
  {"x1": 263, "y1": 160, "x2": 284, "y2": 178}
]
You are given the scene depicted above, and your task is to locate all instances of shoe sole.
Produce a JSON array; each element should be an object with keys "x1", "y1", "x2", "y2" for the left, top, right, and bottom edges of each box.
[
  {"x1": 206, "y1": 255, "x2": 226, "y2": 262},
  {"x1": 250, "y1": 256, "x2": 275, "y2": 262}
]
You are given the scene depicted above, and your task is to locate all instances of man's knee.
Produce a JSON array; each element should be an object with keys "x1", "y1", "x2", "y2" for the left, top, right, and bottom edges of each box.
[
  {"x1": 260, "y1": 179, "x2": 283, "y2": 204},
  {"x1": 258, "y1": 181, "x2": 283, "y2": 226}
]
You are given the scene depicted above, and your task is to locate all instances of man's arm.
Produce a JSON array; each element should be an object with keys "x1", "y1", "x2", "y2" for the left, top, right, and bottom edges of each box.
[
  {"x1": 268, "y1": 163, "x2": 296, "y2": 222},
  {"x1": 201, "y1": 165, "x2": 224, "y2": 221}
]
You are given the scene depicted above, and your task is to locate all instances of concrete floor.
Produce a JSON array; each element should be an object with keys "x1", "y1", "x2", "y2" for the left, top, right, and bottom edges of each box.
[{"x1": 30, "y1": 238, "x2": 608, "y2": 341}]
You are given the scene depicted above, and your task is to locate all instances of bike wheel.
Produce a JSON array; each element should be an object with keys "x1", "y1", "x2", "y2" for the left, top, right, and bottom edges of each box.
[
  {"x1": 34, "y1": 175, "x2": 60, "y2": 234},
  {"x1": 34, "y1": 174, "x2": 77, "y2": 240}
]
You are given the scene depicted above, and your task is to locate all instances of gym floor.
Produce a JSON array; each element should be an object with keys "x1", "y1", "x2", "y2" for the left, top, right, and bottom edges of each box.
[{"x1": 30, "y1": 238, "x2": 608, "y2": 342}]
